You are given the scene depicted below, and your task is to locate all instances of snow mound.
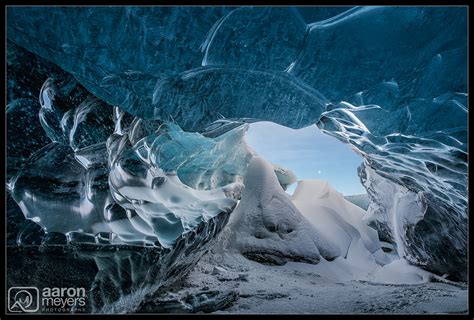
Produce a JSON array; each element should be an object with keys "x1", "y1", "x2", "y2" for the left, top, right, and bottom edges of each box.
[
  {"x1": 292, "y1": 180, "x2": 387, "y2": 264},
  {"x1": 217, "y1": 156, "x2": 339, "y2": 265},
  {"x1": 216, "y1": 157, "x2": 431, "y2": 284}
]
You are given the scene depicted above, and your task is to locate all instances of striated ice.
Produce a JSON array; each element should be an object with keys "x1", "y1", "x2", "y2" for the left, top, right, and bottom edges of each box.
[
  {"x1": 289, "y1": 7, "x2": 467, "y2": 107},
  {"x1": 7, "y1": 7, "x2": 233, "y2": 119},
  {"x1": 11, "y1": 118, "x2": 246, "y2": 248},
  {"x1": 201, "y1": 7, "x2": 307, "y2": 70},
  {"x1": 317, "y1": 96, "x2": 467, "y2": 279},
  {"x1": 39, "y1": 78, "x2": 115, "y2": 150},
  {"x1": 151, "y1": 66, "x2": 328, "y2": 131}
]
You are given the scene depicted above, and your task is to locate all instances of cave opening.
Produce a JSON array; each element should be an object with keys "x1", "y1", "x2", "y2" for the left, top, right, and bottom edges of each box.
[{"x1": 244, "y1": 121, "x2": 367, "y2": 200}]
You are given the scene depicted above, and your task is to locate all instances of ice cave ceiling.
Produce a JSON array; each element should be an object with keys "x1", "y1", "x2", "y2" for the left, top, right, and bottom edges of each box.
[{"x1": 6, "y1": 5, "x2": 468, "y2": 300}]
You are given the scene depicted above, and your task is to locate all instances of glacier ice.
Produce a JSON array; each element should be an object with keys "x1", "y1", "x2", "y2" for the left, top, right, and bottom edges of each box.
[
  {"x1": 288, "y1": 6, "x2": 467, "y2": 106},
  {"x1": 6, "y1": 6, "x2": 468, "y2": 310},
  {"x1": 7, "y1": 99, "x2": 50, "y2": 178},
  {"x1": 317, "y1": 96, "x2": 467, "y2": 279},
  {"x1": 39, "y1": 78, "x2": 115, "y2": 150},
  {"x1": 201, "y1": 7, "x2": 307, "y2": 70},
  {"x1": 11, "y1": 92, "x2": 249, "y2": 248},
  {"x1": 8, "y1": 78, "x2": 248, "y2": 310},
  {"x1": 8, "y1": 209, "x2": 231, "y2": 313},
  {"x1": 107, "y1": 123, "x2": 242, "y2": 247},
  {"x1": 7, "y1": 7, "x2": 328, "y2": 130},
  {"x1": 7, "y1": 7, "x2": 234, "y2": 119},
  {"x1": 151, "y1": 66, "x2": 328, "y2": 131}
]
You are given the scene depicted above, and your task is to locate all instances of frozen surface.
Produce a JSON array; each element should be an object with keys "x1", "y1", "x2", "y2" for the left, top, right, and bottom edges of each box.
[
  {"x1": 317, "y1": 98, "x2": 467, "y2": 279},
  {"x1": 107, "y1": 118, "x2": 244, "y2": 247},
  {"x1": 7, "y1": 7, "x2": 233, "y2": 119},
  {"x1": 177, "y1": 251, "x2": 467, "y2": 314},
  {"x1": 201, "y1": 7, "x2": 307, "y2": 70},
  {"x1": 289, "y1": 7, "x2": 467, "y2": 105}
]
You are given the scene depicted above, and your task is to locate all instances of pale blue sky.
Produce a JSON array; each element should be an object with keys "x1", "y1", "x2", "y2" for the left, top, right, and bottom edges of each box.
[{"x1": 245, "y1": 121, "x2": 366, "y2": 195}]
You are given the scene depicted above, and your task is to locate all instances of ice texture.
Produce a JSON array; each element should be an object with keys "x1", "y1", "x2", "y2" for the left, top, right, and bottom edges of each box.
[
  {"x1": 151, "y1": 67, "x2": 328, "y2": 131},
  {"x1": 8, "y1": 209, "x2": 231, "y2": 313},
  {"x1": 11, "y1": 95, "x2": 246, "y2": 249},
  {"x1": 288, "y1": 7, "x2": 467, "y2": 106},
  {"x1": 201, "y1": 7, "x2": 307, "y2": 70},
  {"x1": 7, "y1": 7, "x2": 328, "y2": 130},
  {"x1": 7, "y1": 7, "x2": 233, "y2": 119},
  {"x1": 317, "y1": 97, "x2": 467, "y2": 279},
  {"x1": 107, "y1": 121, "x2": 243, "y2": 247}
]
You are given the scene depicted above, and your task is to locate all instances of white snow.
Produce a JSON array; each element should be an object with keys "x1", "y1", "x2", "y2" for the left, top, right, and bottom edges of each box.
[
  {"x1": 215, "y1": 156, "x2": 452, "y2": 286},
  {"x1": 216, "y1": 156, "x2": 328, "y2": 263}
]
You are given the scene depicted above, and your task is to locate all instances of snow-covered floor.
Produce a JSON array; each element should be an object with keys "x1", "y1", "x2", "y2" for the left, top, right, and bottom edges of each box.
[{"x1": 179, "y1": 252, "x2": 467, "y2": 314}]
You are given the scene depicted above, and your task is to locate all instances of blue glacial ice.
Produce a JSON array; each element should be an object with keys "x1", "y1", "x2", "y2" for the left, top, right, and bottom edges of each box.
[
  {"x1": 201, "y1": 7, "x2": 307, "y2": 70},
  {"x1": 6, "y1": 4, "x2": 468, "y2": 293},
  {"x1": 7, "y1": 7, "x2": 233, "y2": 119},
  {"x1": 11, "y1": 80, "x2": 251, "y2": 248}
]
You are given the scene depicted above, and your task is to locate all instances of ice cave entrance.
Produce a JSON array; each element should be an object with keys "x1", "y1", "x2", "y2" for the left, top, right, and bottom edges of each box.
[{"x1": 244, "y1": 121, "x2": 366, "y2": 197}]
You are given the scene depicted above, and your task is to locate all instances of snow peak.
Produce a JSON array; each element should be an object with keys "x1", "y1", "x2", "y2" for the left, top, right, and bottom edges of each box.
[{"x1": 41, "y1": 287, "x2": 86, "y2": 312}]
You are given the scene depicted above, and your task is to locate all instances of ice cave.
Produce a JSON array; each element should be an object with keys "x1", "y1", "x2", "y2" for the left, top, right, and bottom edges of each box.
[{"x1": 6, "y1": 6, "x2": 468, "y2": 314}]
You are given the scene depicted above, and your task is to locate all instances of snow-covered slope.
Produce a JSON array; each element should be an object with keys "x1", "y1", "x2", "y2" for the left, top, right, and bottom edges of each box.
[
  {"x1": 216, "y1": 156, "x2": 444, "y2": 285},
  {"x1": 216, "y1": 156, "x2": 337, "y2": 264},
  {"x1": 292, "y1": 180, "x2": 388, "y2": 265}
]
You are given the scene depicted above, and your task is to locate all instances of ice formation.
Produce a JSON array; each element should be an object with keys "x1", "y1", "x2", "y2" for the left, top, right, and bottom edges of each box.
[
  {"x1": 11, "y1": 80, "x2": 249, "y2": 248},
  {"x1": 6, "y1": 6, "x2": 468, "y2": 312},
  {"x1": 317, "y1": 97, "x2": 467, "y2": 279}
]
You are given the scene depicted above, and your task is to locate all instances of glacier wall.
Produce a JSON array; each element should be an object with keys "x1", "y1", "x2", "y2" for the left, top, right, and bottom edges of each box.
[{"x1": 7, "y1": 5, "x2": 468, "y2": 291}]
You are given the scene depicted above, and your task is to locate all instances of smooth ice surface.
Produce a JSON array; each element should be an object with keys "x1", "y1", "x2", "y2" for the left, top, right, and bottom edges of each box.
[
  {"x1": 201, "y1": 7, "x2": 307, "y2": 70},
  {"x1": 245, "y1": 121, "x2": 365, "y2": 195},
  {"x1": 289, "y1": 7, "x2": 467, "y2": 105}
]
